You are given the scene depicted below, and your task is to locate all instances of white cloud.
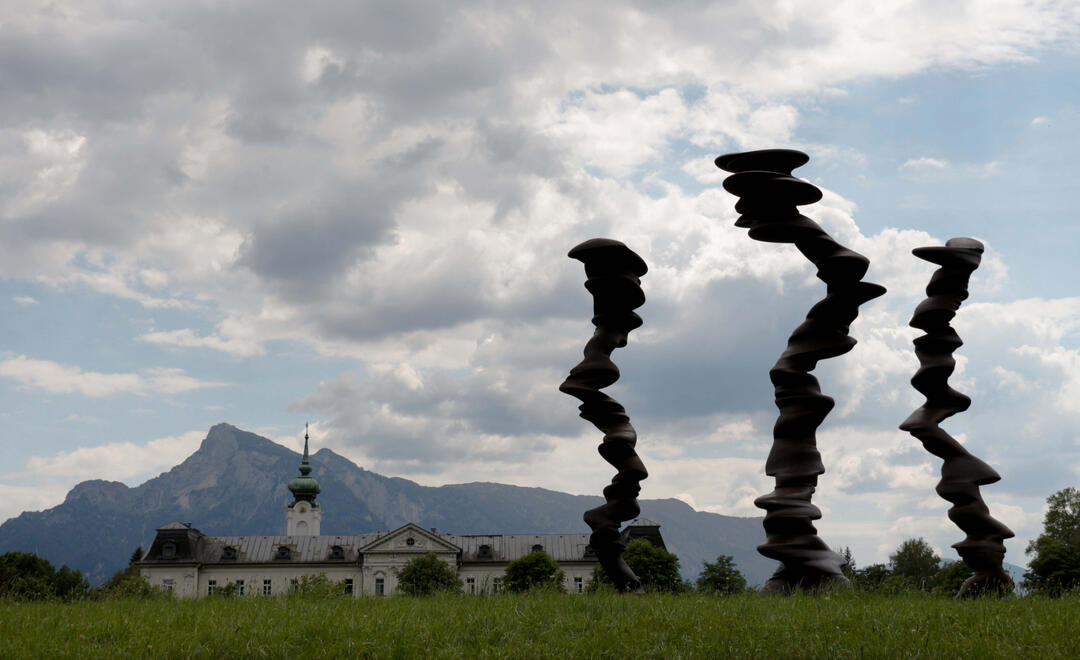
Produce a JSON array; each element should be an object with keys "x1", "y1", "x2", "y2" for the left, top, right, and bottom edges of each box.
[
  {"x1": 900, "y1": 157, "x2": 948, "y2": 171},
  {"x1": 21, "y1": 431, "x2": 205, "y2": 482},
  {"x1": 12, "y1": 296, "x2": 38, "y2": 306},
  {"x1": 139, "y1": 327, "x2": 266, "y2": 358},
  {"x1": 0, "y1": 355, "x2": 226, "y2": 397},
  {"x1": 0, "y1": 483, "x2": 71, "y2": 524}
]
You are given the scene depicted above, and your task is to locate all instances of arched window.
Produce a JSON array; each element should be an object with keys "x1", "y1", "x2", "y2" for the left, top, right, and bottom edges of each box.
[
  {"x1": 531, "y1": 544, "x2": 543, "y2": 553},
  {"x1": 221, "y1": 546, "x2": 237, "y2": 561},
  {"x1": 329, "y1": 545, "x2": 345, "y2": 560},
  {"x1": 477, "y1": 544, "x2": 493, "y2": 559},
  {"x1": 275, "y1": 545, "x2": 291, "y2": 560}
]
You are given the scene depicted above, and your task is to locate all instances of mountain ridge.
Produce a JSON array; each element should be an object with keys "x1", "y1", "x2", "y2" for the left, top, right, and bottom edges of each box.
[{"x1": 0, "y1": 423, "x2": 776, "y2": 586}]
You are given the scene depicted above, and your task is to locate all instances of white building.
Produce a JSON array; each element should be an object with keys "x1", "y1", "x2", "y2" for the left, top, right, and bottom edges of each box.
[{"x1": 138, "y1": 430, "x2": 665, "y2": 598}]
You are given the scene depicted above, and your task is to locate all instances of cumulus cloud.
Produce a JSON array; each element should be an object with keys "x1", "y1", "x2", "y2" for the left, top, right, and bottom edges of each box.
[
  {"x1": 0, "y1": 355, "x2": 226, "y2": 397},
  {"x1": 12, "y1": 296, "x2": 38, "y2": 306},
  {"x1": 21, "y1": 431, "x2": 206, "y2": 482},
  {"x1": 900, "y1": 157, "x2": 948, "y2": 171}
]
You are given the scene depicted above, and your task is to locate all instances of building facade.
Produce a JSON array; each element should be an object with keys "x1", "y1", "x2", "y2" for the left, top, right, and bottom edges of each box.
[{"x1": 138, "y1": 430, "x2": 665, "y2": 598}]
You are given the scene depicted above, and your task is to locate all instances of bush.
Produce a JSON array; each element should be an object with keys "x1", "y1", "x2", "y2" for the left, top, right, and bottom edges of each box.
[
  {"x1": 852, "y1": 563, "x2": 891, "y2": 592},
  {"x1": 289, "y1": 573, "x2": 349, "y2": 598},
  {"x1": 933, "y1": 560, "x2": 974, "y2": 596},
  {"x1": 92, "y1": 566, "x2": 167, "y2": 600},
  {"x1": 504, "y1": 550, "x2": 565, "y2": 593},
  {"x1": 696, "y1": 555, "x2": 747, "y2": 595},
  {"x1": 397, "y1": 553, "x2": 463, "y2": 596},
  {"x1": 587, "y1": 539, "x2": 685, "y2": 593}
]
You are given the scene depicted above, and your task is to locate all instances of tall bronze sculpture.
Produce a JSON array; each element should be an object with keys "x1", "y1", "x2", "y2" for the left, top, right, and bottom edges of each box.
[
  {"x1": 900, "y1": 237, "x2": 1015, "y2": 596},
  {"x1": 559, "y1": 238, "x2": 649, "y2": 591},
  {"x1": 716, "y1": 149, "x2": 887, "y2": 593}
]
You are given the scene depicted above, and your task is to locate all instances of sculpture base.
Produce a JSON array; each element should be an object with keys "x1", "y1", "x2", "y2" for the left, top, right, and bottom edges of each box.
[
  {"x1": 955, "y1": 571, "x2": 1014, "y2": 598},
  {"x1": 760, "y1": 568, "x2": 851, "y2": 595}
]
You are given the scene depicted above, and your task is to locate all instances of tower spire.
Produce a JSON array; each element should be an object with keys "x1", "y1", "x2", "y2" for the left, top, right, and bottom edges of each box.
[
  {"x1": 288, "y1": 423, "x2": 320, "y2": 504},
  {"x1": 301, "y1": 422, "x2": 311, "y2": 471}
]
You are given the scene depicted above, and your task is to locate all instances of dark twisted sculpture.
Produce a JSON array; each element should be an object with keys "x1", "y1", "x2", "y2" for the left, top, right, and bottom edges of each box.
[
  {"x1": 715, "y1": 149, "x2": 886, "y2": 593},
  {"x1": 900, "y1": 237, "x2": 1014, "y2": 597},
  {"x1": 559, "y1": 238, "x2": 649, "y2": 591}
]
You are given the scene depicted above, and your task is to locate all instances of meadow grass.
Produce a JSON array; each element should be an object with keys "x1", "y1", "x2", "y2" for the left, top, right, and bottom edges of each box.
[{"x1": 1, "y1": 591, "x2": 1077, "y2": 659}]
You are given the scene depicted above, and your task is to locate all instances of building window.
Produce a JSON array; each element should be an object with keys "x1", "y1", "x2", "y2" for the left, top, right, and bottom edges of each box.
[
  {"x1": 161, "y1": 578, "x2": 174, "y2": 593},
  {"x1": 465, "y1": 577, "x2": 475, "y2": 594},
  {"x1": 375, "y1": 577, "x2": 385, "y2": 596},
  {"x1": 162, "y1": 541, "x2": 176, "y2": 560},
  {"x1": 493, "y1": 577, "x2": 503, "y2": 593},
  {"x1": 207, "y1": 579, "x2": 217, "y2": 596},
  {"x1": 344, "y1": 578, "x2": 354, "y2": 595},
  {"x1": 477, "y1": 544, "x2": 492, "y2": 559},
  {"x1": 330, "y1": 545, "x2": 345, "y2": 560},
  {"x1": 275, "y1": 545, "x2": 291, "y2": 560},
  {"x1": 583, "y1": 544, "x2": 596, "y2": 559},
  {"x1": 236, "y1": 580, "x2": 245, "y2": 596},
  {"x1": 289, "y1": 578, "x2": 298, "y2": 593},
  {"x1": 406, "y1": 537, "x2": 415, "y2": 546},
  {"x1": 574, "y1": 577, "x2": 583, "y2": 594},
  {"x1": 531, "y1": 544, "x2": 543, "y2": 553},
  {"x1": 263, "y1": 579, "x2": 272, "y2": 596},
  {"x1": 221, "y1": 546, "x2": 237, "y2": 561}
]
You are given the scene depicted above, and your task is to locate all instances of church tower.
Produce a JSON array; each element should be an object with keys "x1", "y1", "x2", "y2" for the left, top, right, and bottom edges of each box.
[{"x1": 286, "y1": 424, "x2": 322, "y2": 536}]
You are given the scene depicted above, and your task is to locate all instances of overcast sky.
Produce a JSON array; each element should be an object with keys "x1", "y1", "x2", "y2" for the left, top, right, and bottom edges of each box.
[{"x1": 2, "y1": 1, "x2": 1079, "y2": 571}]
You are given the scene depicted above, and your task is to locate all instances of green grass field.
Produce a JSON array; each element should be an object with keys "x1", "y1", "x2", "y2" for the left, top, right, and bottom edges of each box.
[{"x1": 2, "y1": 591, "x2": 1078, "y2": 659}]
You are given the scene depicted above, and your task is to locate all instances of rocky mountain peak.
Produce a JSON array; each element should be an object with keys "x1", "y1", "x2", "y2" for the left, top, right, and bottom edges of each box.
[{"x1": 62, "y1": 480, "x2": 130, "y2": 505}]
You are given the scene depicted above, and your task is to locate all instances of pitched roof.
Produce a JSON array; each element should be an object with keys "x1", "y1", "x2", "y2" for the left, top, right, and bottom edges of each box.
[
  {"x1": 199, "y1": 534, "x2": 385, "y2": 563},
  {"x1": 449, "y1": 533, "x2": 592, "y2": 562},
  {"x1": 157, "y1": 521, "x2": 194, "y2": 530}
]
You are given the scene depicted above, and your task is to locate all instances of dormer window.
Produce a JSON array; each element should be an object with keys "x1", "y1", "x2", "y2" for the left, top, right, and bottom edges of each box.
[
  {"x1": 329, "y1": 545, "x2": 345, "y2": 560},
  {"x1": 161, "y1": 541, "x2": 176, "y2": 560},
  {"x1": 477, "y1": 544, "x2": 493, "y2": 559},
  {"x1": 531, "y1": 544, "x2": 543, "y2": 553},
  {"x1": 221, "y1": 546, "x2": 237, "y2": 561},
  {"x1": 584, "y1": 544, "x2": 597, "y2": 559},
  {"x1": 275, "y1": 545, "x2": 291, "y2": 560}
]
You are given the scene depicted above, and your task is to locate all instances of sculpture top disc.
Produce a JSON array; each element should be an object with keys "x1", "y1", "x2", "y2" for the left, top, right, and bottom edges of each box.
[{"x1": 715, "y1": 149, "x2": 810, "y2": 175}]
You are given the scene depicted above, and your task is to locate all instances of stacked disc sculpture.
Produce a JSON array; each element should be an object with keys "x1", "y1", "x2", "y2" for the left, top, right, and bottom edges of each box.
[
  {"x1": 715, "y1": 149, "x2": 887, "y2": 593},
  {"x1": 900, "y1": 237, "x2": 1014, "y2": 596},
  {"x1": 559, "y1": 238, "x2": 649, "y2": 591}
]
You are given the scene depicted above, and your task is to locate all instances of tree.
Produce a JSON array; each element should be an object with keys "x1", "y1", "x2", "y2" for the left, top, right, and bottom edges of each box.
[
  {"x1": 504, "y1": 549, "x2": 565, "y2": 593},
  {"x1": 840, "y1": 546, "x2": 857, "y2": 582},
  {"x1": 397, "y1": 552, "x2": 463, "y2": 596},
  {"x1": 587, "y1": 539, "x2": 684, "y2": 593},
  {"x1": 1024, "y1": 487, "x2": 1080, "y2": 595},
  {"x1": 696, "y1": 555, "x2": 747, "y2": 595},
  {"x1": 0, "y1": 552, "x2": 89, "y2": 601},
  {"x1": 890, "y1": 538, "x2": 941, "y2": 590}
]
